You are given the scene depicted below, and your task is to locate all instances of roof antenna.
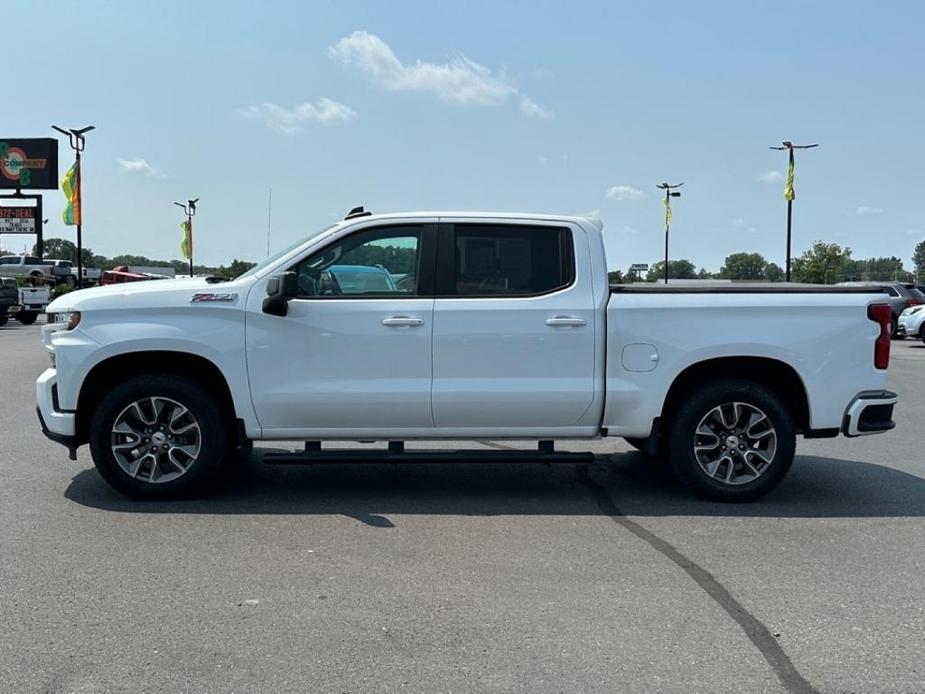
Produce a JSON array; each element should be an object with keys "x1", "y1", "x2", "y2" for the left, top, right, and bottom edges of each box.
[{"x1": 344, "y1": 205, "x2": 372, "y2": 220}]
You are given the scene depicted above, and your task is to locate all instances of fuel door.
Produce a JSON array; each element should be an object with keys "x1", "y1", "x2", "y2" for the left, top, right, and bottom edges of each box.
[{"x1": 622, "y1": 343, "x2": 659, "y2": 372}]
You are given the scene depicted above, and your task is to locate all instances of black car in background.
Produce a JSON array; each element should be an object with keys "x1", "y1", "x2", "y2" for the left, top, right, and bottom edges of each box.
[
  {"x1": 837, "y1": 281, "x2": 925, "y2": 337},
  {"x1": 0, "y1": 277, "x2": 19, "y2": 327}
]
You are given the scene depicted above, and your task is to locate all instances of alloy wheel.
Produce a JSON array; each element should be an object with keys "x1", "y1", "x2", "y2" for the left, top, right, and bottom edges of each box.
[
  {"x1": 110, "y1": 396, "x2": 202, "y2": 484},
  {"x1": 692, "y1": 401, "x2": 777, "y2": 486}
]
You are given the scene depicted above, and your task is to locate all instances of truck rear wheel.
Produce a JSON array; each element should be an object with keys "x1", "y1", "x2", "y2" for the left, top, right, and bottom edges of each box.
[
  {"x1": 667, "y1": 379, "x2": 795, "y2": 501},
  {"x1": 88, "y1": 374, "x2": 228, "y2": 499},
  {"x1": 15, "y1": 312, "x2": 38, "y2": 325}
]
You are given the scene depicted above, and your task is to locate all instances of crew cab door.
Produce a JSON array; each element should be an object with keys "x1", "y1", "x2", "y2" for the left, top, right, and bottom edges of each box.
[
  {"x1": 431, "y1": 221, "x2": 597, "y2": 431},
  {"x1": 246, "y1": 222, "x2": 437, "y2": 436}
]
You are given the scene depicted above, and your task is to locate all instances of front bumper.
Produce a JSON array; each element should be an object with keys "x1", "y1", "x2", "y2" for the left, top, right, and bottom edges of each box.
[
  {"x1": 842, "y1": 390, "x2": 897, "y2": 437},
  {"x1": 36, "y1": 368, "x2": 78, "y2": 456}
]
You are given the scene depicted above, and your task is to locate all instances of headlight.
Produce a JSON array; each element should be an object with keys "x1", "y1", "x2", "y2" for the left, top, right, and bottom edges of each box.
[{"x1": 50, "y1": 311, "x2": 81, "y2": 331}]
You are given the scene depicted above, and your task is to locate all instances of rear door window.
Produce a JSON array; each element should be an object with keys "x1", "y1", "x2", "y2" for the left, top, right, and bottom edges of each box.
[{"x1": 442, "y1": 224, "x2": 574, "y2": 297}]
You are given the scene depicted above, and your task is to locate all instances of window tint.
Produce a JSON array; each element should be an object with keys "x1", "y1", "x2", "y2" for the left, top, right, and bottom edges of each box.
[
  {"x1": 0, "y1": 258, "x2": 12, "y2": 265},
  {"x1": 25, "y1": 257, "x2": 41, "y2": 265},
  {"x1": 293, "y1": 226, "x2": 421, "y2": 297},
  {"x1": 451, "y1": 225, "x2": 573, "y2": 296}
]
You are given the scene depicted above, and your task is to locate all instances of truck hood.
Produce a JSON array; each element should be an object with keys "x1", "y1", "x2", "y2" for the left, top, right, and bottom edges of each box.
[{"x1": 46, "y1": 277, "x2": 251, "y2": 313}]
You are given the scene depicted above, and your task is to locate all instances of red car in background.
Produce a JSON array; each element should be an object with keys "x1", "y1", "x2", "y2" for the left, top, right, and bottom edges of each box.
[{"x1": 98, "y1": 266, "x2": 171, "y2": 286}]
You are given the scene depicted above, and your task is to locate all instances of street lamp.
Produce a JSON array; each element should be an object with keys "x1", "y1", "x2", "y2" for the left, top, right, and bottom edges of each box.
[
  {"x1": 769, "y1": 141, "x2": 818, "y2": 282},
  {"x1": 656, "y1": 182, "x2": 683, "y2": 284},
  {"x1": 174, "y1": 198, "x2": 198, "y2": 277},
  {"x1": 51, "y1": 125, "x2": 94, "y2": 286}
]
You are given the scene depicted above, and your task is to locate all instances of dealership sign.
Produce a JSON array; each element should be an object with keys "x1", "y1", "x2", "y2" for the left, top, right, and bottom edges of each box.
[
  {"x1": 0, "y1": 139, "x2": 59, "y2": 190},
  {"x1": 0, "y1": 203, "x2": 41, "y2": 234}
]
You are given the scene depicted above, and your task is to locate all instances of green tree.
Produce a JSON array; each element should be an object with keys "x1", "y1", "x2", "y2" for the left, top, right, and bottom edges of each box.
[
  {"x1": 718, "y1": 252, "x2": 768, "y2": 280},
  {"x1": 646, "y1": 259, "x2": 697, "y2": 282},
  {"x1": 697, "y1": 268, "x2": 714, "y2": 279},
  {"x1": 913, "y1": 240, "x2": 925, "y2": 279},
  {"x1": 607, "y1": 269, "x2": 624, "y2": 284},
  {"x1": 33, "y1": 238, "x2": 96, "y2": 266},
  {"x1": 791, "y1": 241, "x2": 853, "y2": 284},
  {"x1": 219, "y1": 259, "x2": 258, "y2": 279},
  {"x1": 855, "y1": 257, "x2": 910, "y2": 282},
  {"x1": 765, "y1": 262, "x2": 785, "y2": 282}
]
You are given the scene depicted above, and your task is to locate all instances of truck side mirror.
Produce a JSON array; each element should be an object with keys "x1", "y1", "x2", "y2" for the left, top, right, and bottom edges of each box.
[{"x1": 262, "y1": 272, "x2": 298, "y2": 316}]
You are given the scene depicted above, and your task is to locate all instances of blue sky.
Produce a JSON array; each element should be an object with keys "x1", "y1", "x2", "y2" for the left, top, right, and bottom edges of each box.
[{"x1": 4, "y1": 0, "x2": 924, "y2": 270}]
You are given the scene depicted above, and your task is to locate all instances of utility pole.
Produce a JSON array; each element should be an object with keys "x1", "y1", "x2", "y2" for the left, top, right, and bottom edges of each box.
[
  {"x1": 769, "y1": 141, "x2": 818, "y2": 282},
  {"x1": 51, "y1": 125, "x2": 94, "y2": 286},
  {"x1": 657, "y1": 182, "x2": 683, "y2": 284},
  {"x1": 174, "y1": 198, "x2": 198, "y2": 277}
]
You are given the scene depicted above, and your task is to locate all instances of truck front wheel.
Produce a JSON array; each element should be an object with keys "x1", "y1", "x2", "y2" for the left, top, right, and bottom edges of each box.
[
  {"x1": 88, "y1": 374, "x2": 228, "y2": 499},
  {"x1": 667, "y1": 379, "x2": 795, "y2": 501}
]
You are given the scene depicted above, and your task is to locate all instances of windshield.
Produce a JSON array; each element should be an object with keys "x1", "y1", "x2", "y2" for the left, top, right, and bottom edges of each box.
[{"x1": 233, "y1": 223, "x2": 339, "y2": 280}]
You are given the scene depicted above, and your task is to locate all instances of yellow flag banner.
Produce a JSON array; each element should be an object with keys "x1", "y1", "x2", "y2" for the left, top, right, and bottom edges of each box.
[
  {"x1": 783, "y1": 149, "x2": 795, "y2": 201},
  {"x1": 60, "y1": 162, "x2": 80, "y2": 225},
  {"x1": 663, "y1": 195, "x2": 672, "y2": 227},
  {"x1": 180, "y1": 219, "x2": 192, "y2": 259}
]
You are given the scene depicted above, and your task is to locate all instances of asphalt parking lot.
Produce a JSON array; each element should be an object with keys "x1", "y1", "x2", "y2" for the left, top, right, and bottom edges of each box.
[{"x1": 2, "y1": 321, "x2": 924, "y2": 694}]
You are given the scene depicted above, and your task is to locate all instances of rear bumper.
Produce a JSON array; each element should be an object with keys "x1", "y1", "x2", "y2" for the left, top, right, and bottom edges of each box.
[{"x1": 842, "y1": 390, "x2": 897, "y2": 437}]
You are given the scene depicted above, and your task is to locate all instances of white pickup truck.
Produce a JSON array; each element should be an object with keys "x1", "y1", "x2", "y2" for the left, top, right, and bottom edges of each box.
[{"x1": 36, "y1": 211, "x2": 897, "y2": 501}]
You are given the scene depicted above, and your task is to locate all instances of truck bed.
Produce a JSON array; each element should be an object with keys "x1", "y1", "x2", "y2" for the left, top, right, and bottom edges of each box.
[{"x1": 610, "y1": 283, "x2": 888, "y2": 294}]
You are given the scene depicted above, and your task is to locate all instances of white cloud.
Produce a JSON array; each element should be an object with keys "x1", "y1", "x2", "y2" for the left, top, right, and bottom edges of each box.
[
  {"x1": 856, "y1": 206, "x2": 884, "y2": 216},
  {"x1": 117, "y1": 158, "x2": 165, "y2": 178},
  {"x1": 605, "y1": 185, "x2": 644, "y2": 201},
  {"x1": 329, "y1": 31, "x2": 550, "y2": 119},
  {"x1": 757, "y1": 170, "x2": 784, "y2": 183},
  {"x1": 730, "y1": 217, "x2": 758, "y2": 233},
  {"x1": 239, "y1": 98, "x2": 357, "y2": 135},
  {"x1": 519, "y1": 96, "x2": 554, "y2": 119},
  {"x1": 620, "y1": 225, "x2": 639, "y2": 234}
]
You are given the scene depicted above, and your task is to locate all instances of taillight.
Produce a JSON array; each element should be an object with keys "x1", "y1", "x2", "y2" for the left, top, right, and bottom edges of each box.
[
  {"x1": 867, "y1": 303, "x2": 891, "y2": 370},
  {"x1": 906, "y1": 298, "x2": 923, "y2": 306}
]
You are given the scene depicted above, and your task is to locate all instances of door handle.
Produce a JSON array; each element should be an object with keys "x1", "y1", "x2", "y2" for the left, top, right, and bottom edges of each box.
[
  {"x1": 382, "y1": 316, "x2": 424, "y2": 327},
  {"x1": 545, "y1": 316, "x2": 586, "y2": 327}
]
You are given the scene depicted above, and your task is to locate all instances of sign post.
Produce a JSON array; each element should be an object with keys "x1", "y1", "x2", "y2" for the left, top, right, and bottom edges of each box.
[
  {"x1": 52, "y1": 126, "x2": 95, "y2": 286},
  {"x1": 656, "y1": 182, "x2": 683, "y2": 284}
]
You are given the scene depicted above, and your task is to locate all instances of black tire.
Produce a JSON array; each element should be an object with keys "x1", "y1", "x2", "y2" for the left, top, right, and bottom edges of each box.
[
  {"x1": 889, "y1": 318, "x2": 898, "y2": 339},
  {"x1": 88, "y1": 373, "x2": 228, "y2": 499},
  {"x1": 667, "y1": 379, "x2": 796, "y2": 501},
  {"x1": 15, "y1": 312, "x2": 38, "y2": 325},
  {"x1": 920, "y1": 324, "x2": 925, "y2": 343},
  {"x1": 0, "y1": 315, "x2": 8, "y2": 327}
]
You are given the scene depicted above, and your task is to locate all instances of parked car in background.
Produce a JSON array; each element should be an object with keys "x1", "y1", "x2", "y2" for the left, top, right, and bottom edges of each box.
[
  {"x1": 0, "y1": 255, "x2": 55, "y2": 281},
  {"x1": 13, "y1": 285, "x2": 50, "y2": 325},
  {"x1": 44, "y1": 259, "x2": 102, "y2": 286},
  {"x1": 837, "y1": 282, "x2": 925, "y2": 337},
  {"x1": 98, "y1": 266, "x2": 172, "y2": 286},
  {"x1": 0, "y1": 277, "x2": 18, "y2": 327},
  {"x1": 898, "y1": 304, "x2": 925, "y2": 341}
]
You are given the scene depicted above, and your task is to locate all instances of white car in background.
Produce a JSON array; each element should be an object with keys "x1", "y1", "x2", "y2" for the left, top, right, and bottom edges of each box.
[{"x1": 898, "y1": 305, "x2": 925, "y2": 341}]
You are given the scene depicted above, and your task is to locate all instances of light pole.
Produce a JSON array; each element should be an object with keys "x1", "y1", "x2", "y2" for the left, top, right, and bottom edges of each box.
[
  {"x1": 657, "y1": 182, "x2": 683, "y2": 284},
  {"x1": 174, "y1": 198, "x2": 198, "y2": 277},
  {"x1": 769, "y1": 141, "x2": 818, "y2": 282},
  {"x1": 52, "y1": 125, "x2": 94, "y2": 286}
]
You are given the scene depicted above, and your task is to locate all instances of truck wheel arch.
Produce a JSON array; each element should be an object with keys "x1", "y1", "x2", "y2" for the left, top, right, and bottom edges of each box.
[
  {"x1": 75, "y1": 351, "x2": 238, "y2": 447},
  {"x1": 659, "y1": 357, "x2": 811, "y2": 439}
]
